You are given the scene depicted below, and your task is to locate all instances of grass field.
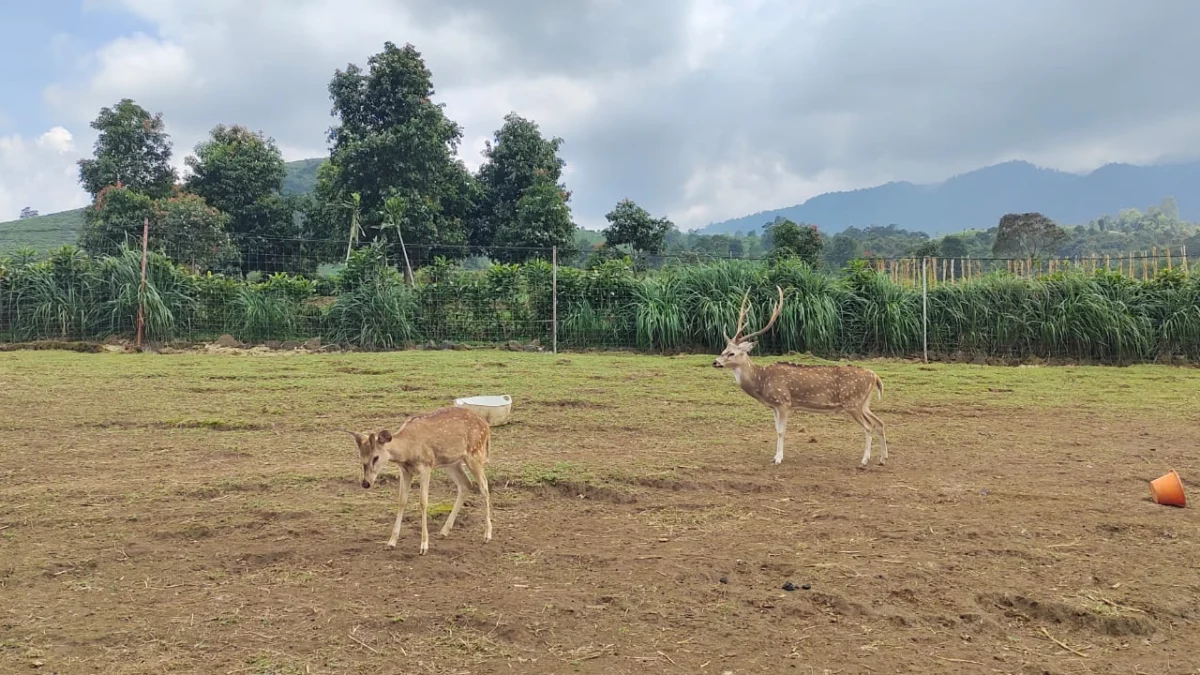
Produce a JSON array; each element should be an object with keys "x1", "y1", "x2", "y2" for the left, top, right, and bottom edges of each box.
[
  {"x1": 0, "y1": 209, "x2": 86, "y2": 254},
  {"x1": 1, "y1": 349, "x2": 1199, "y2": 674}
]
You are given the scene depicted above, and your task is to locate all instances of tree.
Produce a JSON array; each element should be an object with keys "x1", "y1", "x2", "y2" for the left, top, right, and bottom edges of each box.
[
  {"x1": 19, "y1": 207, "x2": 38, "y2": 220},
  {"x1": 939, "y1": 235, "x2": 969, "y2": 258},
  {"x1": 824, "y1": 234, "x2": 862, "y2": 269},
  {"x1": 320, "y1": 42, "x2": 474, "y2": 262},
  {"x1": 910, "y1": 240, "x2": 940, "y2": 258},
  {"x1": 991, "y1": 212, "x2": 1066, "y2": 258},
  {"x1": 78, "y1": 185, "x2": 156, "y2": 256},
  {"x1": 602, "y1": 199, "x2": 673, "y2": 256},
  {"x1": 184, "y1": 124, "x2": 301, "y2": 273},
  {"x1": 491, "y1": 176, "x2": 577, "y2": 263},
  {"x1": 77, "y1": 99, "x2": 176, "y2": 199},
  {"x1": 475, "y1": 113, "x2": 570, "y2": 255},
  {"x1": 152, "y1": 193, "x2": 237, "y2": 271},
  {"x1": 766, "y1": 218, "x2": 823, "y2": 266}
]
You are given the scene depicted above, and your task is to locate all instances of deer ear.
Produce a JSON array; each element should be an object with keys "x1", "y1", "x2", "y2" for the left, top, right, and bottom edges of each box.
[
  {"x1": 377, "y1": 429, "x2": 392, "y2": 444},
  {"x1": 740, "y1": 340, "x2": 757, "y2": 352}
]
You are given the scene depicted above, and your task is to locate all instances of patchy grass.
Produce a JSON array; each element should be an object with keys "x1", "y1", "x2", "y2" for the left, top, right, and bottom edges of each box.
[{"x1": 1, "y1": 348, "x2": 1199, "y2": 674}]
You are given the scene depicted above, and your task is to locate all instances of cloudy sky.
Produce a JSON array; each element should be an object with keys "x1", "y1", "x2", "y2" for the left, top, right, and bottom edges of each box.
[{"x1": 2, "y1": 0, "x2": 1199, "y2": 229}]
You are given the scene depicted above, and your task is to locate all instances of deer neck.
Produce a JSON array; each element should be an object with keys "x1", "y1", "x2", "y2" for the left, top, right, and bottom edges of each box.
[{"x1": 730, "y1": 359, "x2": 763, "y2": 394}]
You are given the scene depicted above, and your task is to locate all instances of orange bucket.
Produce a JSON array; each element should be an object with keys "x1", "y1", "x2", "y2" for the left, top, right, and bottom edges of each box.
[{"x1": 1149, "y1": 469, "x2": 1186, "y2": 507}]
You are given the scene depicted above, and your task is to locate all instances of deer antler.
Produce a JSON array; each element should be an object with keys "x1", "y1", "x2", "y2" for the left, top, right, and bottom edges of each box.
[
  {"x1": 740, "y1": 285, "x2": 785, "y2": 342},
  {"x1": 725, "y1": 286, "x2": 784, "y2": 343},
  {"x1": 724, "y1": 289, "x2": 753, "y2": 342}
]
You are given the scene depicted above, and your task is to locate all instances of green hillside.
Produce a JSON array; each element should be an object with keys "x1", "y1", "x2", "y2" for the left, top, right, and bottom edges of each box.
[{"x1": 0, "y1": 158, "x2": 326, "y2": 254}]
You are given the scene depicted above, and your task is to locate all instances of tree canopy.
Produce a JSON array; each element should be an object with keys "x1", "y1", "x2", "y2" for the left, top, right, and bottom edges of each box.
[
  {"x1": 603, "y1": 199, "x2": 673, "y2": 256},
  {"x1": 992, "y1": 212, "x2": 1067, "y2": 258},
  {"x1": 77, "y1": 99, "x2": 176, "y2": 200}
]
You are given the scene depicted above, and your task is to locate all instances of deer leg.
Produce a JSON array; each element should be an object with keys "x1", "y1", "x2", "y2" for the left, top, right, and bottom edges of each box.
[
  {"x1": 864, "y1": 409, "x2": 888, "y2": 465},
  {"x1": 848, "y1": 409, "x2": 873, "y2": 468},
  {"x1": 386, "y1": 467, "x2": 411, "y2": 549},
  {"x1": 465, "y1": 455, "x2": 493, "y2": 543},
  {"x1": 440, "y1": 463, "x2": 471, "y2": 537},
  {"x1": 773, "y1": 407, "x2": 788, "y2": 465},
  {"x1": 417, "y1": 465, "x2": 432, "y2": 555}
]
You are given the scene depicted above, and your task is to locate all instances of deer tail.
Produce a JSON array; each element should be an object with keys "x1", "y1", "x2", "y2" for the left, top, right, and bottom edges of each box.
[{"x1": 874, "y1": 374, "x2": 883, "y2": 401}]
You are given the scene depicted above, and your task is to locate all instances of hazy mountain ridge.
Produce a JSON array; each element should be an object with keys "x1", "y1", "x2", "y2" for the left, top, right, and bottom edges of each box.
[{"x1": 700, "y1": 160, "x2": 1200, "y2": 235}]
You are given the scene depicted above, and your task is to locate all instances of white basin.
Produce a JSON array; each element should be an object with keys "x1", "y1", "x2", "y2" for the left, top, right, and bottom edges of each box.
[{"x1": 453, "y1": 394, "x2": 513, "y2": 427}]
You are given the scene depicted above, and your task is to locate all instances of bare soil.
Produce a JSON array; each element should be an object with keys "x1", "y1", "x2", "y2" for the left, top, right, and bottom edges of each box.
[{"x1": 2, "y1": 351, "x2": 1199, "y2": 674}]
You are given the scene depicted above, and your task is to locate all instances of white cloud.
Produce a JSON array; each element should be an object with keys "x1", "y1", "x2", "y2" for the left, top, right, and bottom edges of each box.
[
  {"x1": 0, "y1": 127, "x2": 89, "y2": 221},
  {"x1": 27, "y1": 0, "x2": 1200, "y2": 232}
]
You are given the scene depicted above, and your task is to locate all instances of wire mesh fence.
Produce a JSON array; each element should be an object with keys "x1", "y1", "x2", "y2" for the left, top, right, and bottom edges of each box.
[{"x1": 1, "y1": 226, "x2": 1198, "y2": 363}]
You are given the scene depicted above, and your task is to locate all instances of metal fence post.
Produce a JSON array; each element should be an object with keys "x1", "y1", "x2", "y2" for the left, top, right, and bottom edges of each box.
[
  {"x1": 551, "y1": 246, "x2": 558, "y2": 354},
  {"x1": 921, "y1": 256, "x2": 928, "y2": 363},
  {"x1": 136, "y1": 217, "x2": 149, "y2": 349}
]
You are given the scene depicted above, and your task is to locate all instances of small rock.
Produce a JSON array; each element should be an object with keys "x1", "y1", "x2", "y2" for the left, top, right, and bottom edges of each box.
[
  {"x1": 801, "y1": 583, "x2": 811, "y2": 590},
  {"x1": 719, "y1": 576, "x2": 728, "y2": 584},
  {"x1": 782, "y1": 581, "x2": 797, "y2": 592},
  {"x1": 808, "y1": 437, "x2": 818, "y2": 443}
]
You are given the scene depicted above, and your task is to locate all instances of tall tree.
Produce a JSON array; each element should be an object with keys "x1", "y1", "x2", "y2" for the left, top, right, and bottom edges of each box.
[
  {"x1": 910, "y1": 240, "x2": 940, "y2": 257},
  {"x1": 19, "y1": 207, "x2": 38, "y2": 220},
  {"x1": 319, "y1": 42, "x2": 474, "y2": 263},
  {"x1": 490, "y1": 175, "x2": 577, "y2": 263},
  {"x1": 939, "y1": 235, "x2": 969, "y2": 258},
  {"x1": 78, "y1": 185, "x2": 156, "y2": 256},
  {"x1": 824, "y1": 234, "x2": 862, "y2": 269},
  {"x1": 185, "y1": 124, "x2": 295, "y2": 272},
  {"x1": 602, "y1": 199, "x2": 673, "y2": 256},
  {"x1": 475, "y1": 113, "x2": 570, "y2": 255},
  {"x1": 152, "y1": 193, "x2": 237, "y2": 271},
  {"x1": 766, "y1": 218, "x2": 823, "y2": 266},
  {"x1": 991, "y1": 212, "x2": 1066, "y2": 258},
  {"x1": 77, "y1": 99, "x2": 176, "y2": 199}
]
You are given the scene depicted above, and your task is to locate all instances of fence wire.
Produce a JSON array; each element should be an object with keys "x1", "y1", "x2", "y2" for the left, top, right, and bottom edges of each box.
[{"x1": 1, "y1": 227, "x2": 1197, "y2": 363}]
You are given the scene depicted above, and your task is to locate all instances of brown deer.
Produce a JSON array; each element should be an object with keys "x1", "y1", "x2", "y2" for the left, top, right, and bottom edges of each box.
[
  {"x1": 712, "y1": 286, "x2": 888, "y2": 468},
  {"x1": 343, "y1": 406, "x2": 493, "y2": 554}
]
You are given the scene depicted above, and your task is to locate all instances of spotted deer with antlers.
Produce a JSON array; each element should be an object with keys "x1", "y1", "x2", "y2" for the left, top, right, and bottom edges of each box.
[{"x1": 712, "y1": 286, "x2": 889, "y2": 468}]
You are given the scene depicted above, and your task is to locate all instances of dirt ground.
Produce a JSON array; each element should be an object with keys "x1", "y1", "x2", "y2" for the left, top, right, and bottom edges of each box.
[{"x1": 2, "y1": 349, "x2": 1199, "y2": 675}]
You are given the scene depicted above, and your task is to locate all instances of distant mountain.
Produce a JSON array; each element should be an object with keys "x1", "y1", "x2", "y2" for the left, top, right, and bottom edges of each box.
[
  {"x1": 700, "y1": 160, "x2": 1200, "y2": 236},
  {"x1": 0, "y1": 158, "x2": 326, "y2": 253}
]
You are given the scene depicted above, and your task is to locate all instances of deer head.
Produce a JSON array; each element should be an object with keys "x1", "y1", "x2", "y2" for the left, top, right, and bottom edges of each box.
[
  {"x1": 343, "y1": 429, "x2": 393, "y2": 489},
  {"x1": 713, "y1": 285, "x2": 784, "y2": 369}
]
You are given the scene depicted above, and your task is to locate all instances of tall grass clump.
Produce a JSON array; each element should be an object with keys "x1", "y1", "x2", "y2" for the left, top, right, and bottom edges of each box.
[
  {"x1": 2, "y1": 246, "x2": 98, "y2": 340},
  {"x1": 632, "y1": 276, "x2": 688, "y2": 352},
  {"x1": 670, "y1": 260, "x2": 764, "y2": 351},
  {"x1": 766, "y1": 258, "x2": 844, "y2": 355},
  {"x1": 1143, "y1": 269, "x2": 1200, "y2": 359},
  {"x1": 229, "y1": 273, "x2": 314, "y2": 342},
  {"x1": 326, "y1": 253, "x2": 416, "y2": 349},
  {"x1": 95, "y1": 247, "x2": 198, "y2": 341},
  {"x1": 1028, "y1": 271, "x2": 1152, "y2": 362},
  {"x1": 841, "y1": 266, "x2": 920, "y2": 356}
]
